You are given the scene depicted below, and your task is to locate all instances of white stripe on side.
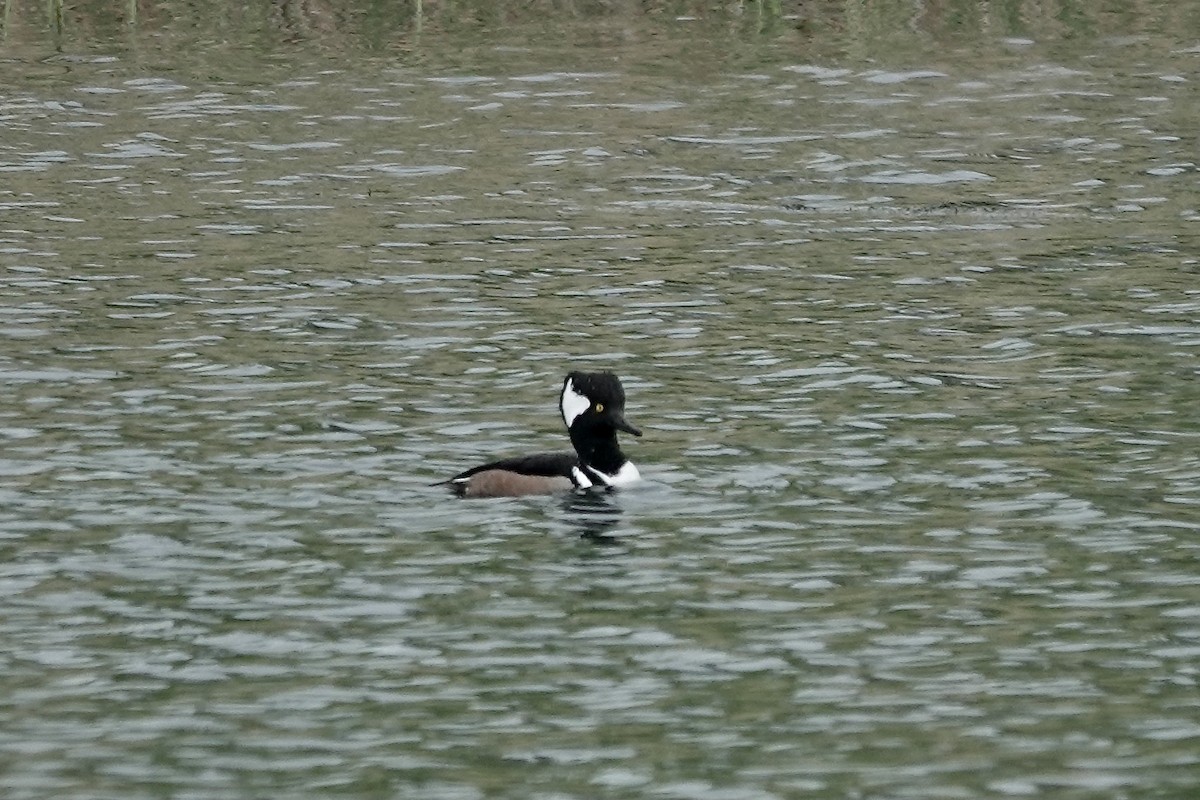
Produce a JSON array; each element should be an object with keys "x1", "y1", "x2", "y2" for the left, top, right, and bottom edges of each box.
[{"x1": 571, "y1": 466, "x2": 594, "y2": 488}]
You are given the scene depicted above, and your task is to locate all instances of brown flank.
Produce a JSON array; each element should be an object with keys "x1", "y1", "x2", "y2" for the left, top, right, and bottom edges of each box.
[{"x1": 458, "y1": 470, "x2": 574, "y2": 498}]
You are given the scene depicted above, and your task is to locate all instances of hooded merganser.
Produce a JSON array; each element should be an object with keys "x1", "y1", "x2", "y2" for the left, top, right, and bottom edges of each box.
[{"x1": 437, "y1": 371, "x2": 642, "y2": 498}]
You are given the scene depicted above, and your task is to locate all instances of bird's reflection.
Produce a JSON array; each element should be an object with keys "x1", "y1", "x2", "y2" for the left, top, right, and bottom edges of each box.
[{"x1": 561, "y1": 489, "x2": 625, "y2": 543}]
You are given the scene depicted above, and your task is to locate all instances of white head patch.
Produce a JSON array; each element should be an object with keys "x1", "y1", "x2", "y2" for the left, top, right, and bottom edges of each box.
[{"x1": 560, "y1": 378, "x2": 591, "y2": 428}]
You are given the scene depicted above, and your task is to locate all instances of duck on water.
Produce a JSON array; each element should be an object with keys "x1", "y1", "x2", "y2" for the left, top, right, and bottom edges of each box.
[{"x1": 436, "y1": 371, "x2": 642, "y2": 499}]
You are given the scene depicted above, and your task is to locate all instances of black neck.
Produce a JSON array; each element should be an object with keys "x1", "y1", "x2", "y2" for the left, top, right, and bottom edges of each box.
[{"x1": 569, "y1": 428, "x2": 627, "y2": 475}]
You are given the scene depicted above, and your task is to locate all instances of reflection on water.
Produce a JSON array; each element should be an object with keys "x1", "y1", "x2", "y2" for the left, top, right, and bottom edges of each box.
[
  {"x1": 561, "y1": 489, "x2": 627, "y2": 543},
  {"x1": 3, "y1": 7, "x2": 1200, "y2": 800}
]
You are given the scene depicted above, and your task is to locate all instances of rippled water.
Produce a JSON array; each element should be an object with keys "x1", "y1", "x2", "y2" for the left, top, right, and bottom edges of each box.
[{"x1": 2, "y1": 20, "x2": 1199, "y2": 799}]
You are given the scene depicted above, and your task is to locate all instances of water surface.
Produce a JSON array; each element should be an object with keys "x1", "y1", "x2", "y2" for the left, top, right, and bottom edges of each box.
[{"x1": 2, "y1": 10, "x2": 1199, "y2": 799}]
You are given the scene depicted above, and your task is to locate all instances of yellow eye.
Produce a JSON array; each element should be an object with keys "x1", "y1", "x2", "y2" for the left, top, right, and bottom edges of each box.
[{"x1": 595, "y1": 402, "x2": 604, "y2": 412}]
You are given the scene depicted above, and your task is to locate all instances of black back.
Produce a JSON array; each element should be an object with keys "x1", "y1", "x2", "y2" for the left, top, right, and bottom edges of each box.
[{"x1": 447, "y1": 452, "x2": 577, "y2": 483}]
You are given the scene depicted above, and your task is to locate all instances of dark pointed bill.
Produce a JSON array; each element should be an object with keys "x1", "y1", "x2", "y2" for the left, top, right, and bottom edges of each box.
[{"x1": 612, "y1": 414, "x2": 642, "y2": 437}]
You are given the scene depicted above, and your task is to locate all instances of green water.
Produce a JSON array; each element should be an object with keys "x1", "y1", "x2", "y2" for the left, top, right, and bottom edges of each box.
[{"x1": 2, "y1": 4, "x2": 1198, "y2": 798}]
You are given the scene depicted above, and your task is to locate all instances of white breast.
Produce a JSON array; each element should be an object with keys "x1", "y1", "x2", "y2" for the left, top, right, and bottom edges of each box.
[
  {"x1": 586, "y1": 461, "x2": 640, "y2": 488},
  {"x1": 610, "y1": 461, "x2": 641, "y2": 486}
]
